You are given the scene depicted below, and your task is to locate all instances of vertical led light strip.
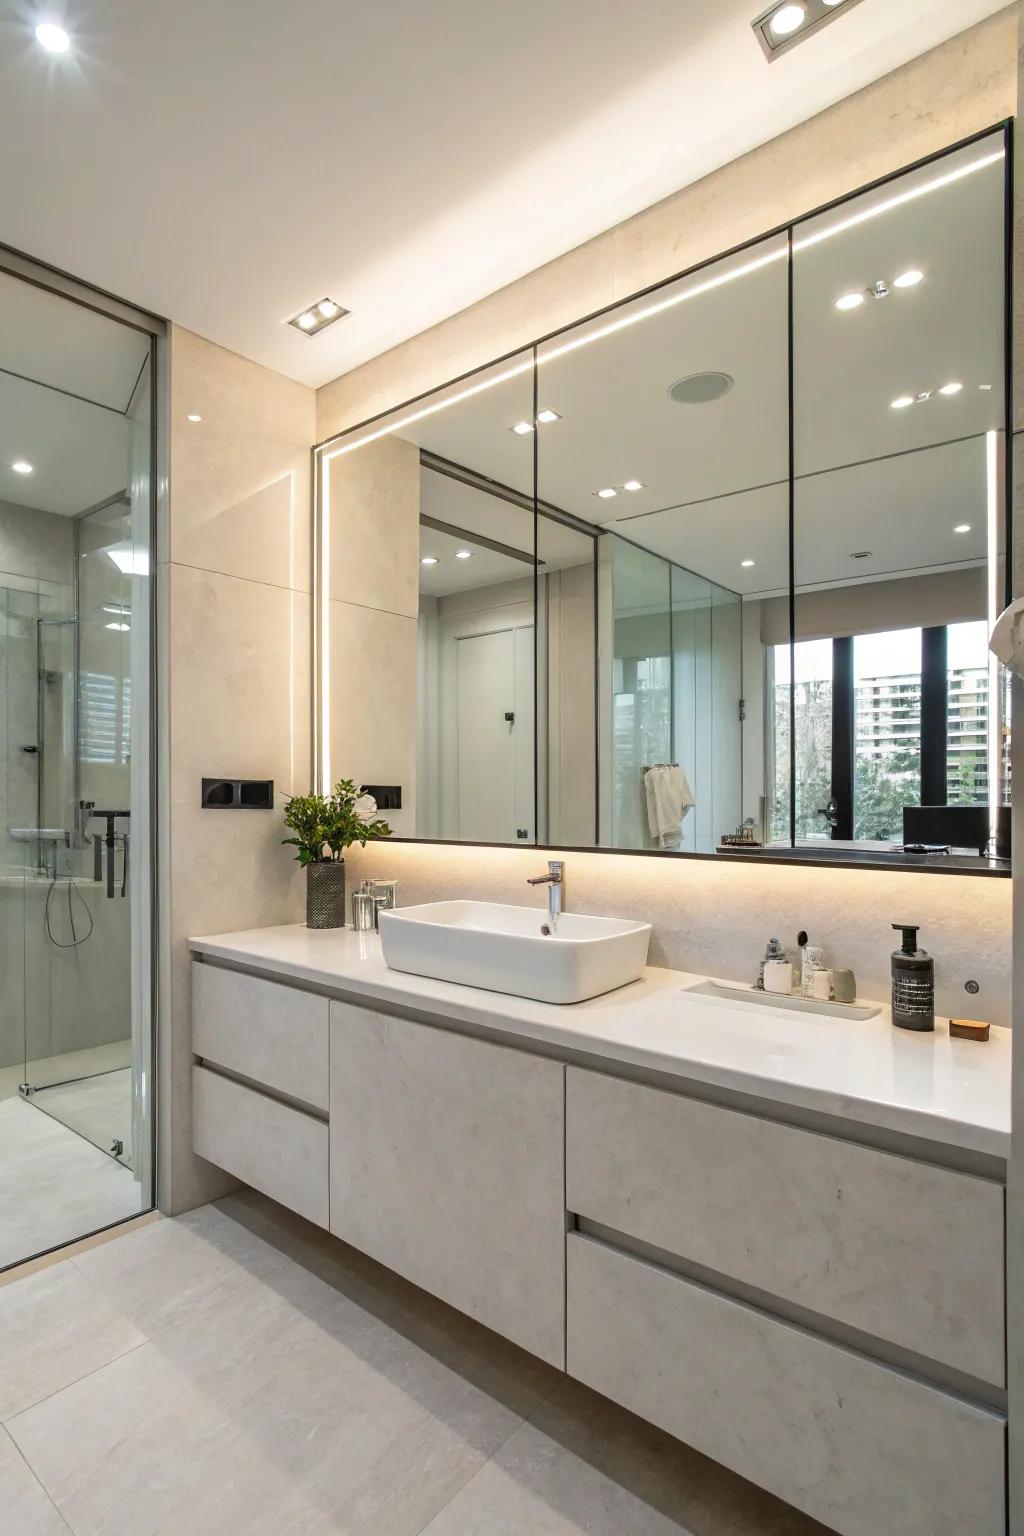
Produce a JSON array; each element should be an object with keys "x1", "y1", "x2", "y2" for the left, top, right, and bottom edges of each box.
[
  {"x1": 320, "y1": 448, "x2": 333, "y2": 792},
  {"x1": 985, "y1": 429, "x2": 1002, "y2": 849}
]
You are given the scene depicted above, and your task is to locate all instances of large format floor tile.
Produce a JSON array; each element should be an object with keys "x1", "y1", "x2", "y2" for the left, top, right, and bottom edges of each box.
[
  {"x1": 0, "y1": 1261, "x2": 145, "y2": 1421},
  {"x1": 0, "y1": 1427, "x2": 68, "y2": 1536}
]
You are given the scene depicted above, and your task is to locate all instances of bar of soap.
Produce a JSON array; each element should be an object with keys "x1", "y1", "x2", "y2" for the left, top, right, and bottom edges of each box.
[{"x1": 949, "y1": 1018, "x2": 990, "y2": 1042}]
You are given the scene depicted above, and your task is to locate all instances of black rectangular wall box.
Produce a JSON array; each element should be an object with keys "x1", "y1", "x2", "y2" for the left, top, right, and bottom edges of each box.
[
  {"x1": 362, "y1": 784, "x2": 402, "y2": 811},
  {"x1": 201, "y1": 778, "x2": 274, "y2": 810}
]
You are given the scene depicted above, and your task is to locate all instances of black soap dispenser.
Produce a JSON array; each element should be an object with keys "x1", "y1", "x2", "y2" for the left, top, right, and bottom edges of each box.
[{"x1": 890, "y1": 923, "x2": 935, "y2": 1033}]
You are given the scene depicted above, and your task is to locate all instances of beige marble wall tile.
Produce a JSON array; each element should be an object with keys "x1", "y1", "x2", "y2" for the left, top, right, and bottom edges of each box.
[
  {"x1": 328, "y1": 435, "x2": 419, "y2": 616},
  {"x1": 169, "y1": 326, "x2": 314, "y2": 591},
  {"x1": 164, "y1": 562, "x2": 310, "y2": 1214},
  {"x1": 316, "y1": 234, "x2": 616, "y2": 443},
  {"x1": 344, "y1": 839, "x2": 1013, "y2": 1028},
  {"x1": 329, "y1": 598, "x2": 417, "y2": 834}
]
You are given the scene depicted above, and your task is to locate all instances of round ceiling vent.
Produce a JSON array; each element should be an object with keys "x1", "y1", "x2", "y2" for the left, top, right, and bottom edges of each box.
[{"x1": 668, "y1": 371, "x2": 734, "y2": 405}]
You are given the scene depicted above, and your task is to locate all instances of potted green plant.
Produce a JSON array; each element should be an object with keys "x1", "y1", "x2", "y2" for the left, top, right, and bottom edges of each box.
[{"x1": 283, "y1": 778, "x2": 391, "y2": 929}]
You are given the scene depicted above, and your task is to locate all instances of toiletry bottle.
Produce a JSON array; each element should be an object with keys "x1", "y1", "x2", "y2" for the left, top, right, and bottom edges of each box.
[
  {"x1": 757, "y1": 937, "x2": 784, "y2": 990},
  {"x1": 890, "y1": 923, "x2": 934, "y2": 1032}
]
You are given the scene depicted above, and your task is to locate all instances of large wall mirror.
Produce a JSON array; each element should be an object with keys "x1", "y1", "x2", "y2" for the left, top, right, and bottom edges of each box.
[{"x1": 315, "y1": 127, "x2": 1010, "y2": 874}]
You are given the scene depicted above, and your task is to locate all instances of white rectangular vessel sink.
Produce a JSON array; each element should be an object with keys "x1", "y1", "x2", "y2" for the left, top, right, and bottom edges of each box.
[{"x1": 378, "y1": 900, "x2": 652, "y2": 1005}]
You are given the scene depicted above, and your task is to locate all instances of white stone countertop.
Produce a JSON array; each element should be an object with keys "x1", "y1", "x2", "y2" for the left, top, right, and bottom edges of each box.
[{"x1": 189, "y1": 924, "x2": 1011, "y2": 1161}]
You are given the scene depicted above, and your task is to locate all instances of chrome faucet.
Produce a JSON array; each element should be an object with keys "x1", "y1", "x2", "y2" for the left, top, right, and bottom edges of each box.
[{"x1": 527, "y1": 859, "x2": 564, "y2": 933}]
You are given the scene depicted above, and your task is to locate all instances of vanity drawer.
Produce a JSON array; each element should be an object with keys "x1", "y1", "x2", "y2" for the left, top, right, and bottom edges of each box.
[
  {"x1": 193, "y1": 1065, "x2": 329, "y2": 1229},
  {"x1": 567, "y1": 1234, "x2": 1004, "y2": 1536},
  {"x1": 566, "y1": 1067, "x2": 1004, "y2": 1386},
  {"x1": 192, "y1": 960, "x2": 329, "y2": 1112}
]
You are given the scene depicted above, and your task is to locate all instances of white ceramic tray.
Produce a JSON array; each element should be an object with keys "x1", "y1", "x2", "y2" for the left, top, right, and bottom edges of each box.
[{"x1": 706, "y1": 976, "x2": 882, "y2": 1021}]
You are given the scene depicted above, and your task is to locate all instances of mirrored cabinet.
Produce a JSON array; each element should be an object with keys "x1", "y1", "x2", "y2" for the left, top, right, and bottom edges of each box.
[{"x1": 315, "y1": 127, "x2": 1010, "y2": 874}]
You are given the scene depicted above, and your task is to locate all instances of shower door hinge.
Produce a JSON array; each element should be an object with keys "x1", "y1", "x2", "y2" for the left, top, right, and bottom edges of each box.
[{"x1": 738, "y1": 698, "x2": 746, "y2": 723}]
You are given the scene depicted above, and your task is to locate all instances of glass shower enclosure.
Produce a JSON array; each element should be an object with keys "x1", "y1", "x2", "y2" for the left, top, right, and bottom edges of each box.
[{"x1": 0, "y1": 261, "x2": 156, "y2": 1269}]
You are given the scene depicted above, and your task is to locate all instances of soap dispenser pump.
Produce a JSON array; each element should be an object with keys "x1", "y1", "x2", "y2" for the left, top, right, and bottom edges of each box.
[{"x1": 890, "y1": 923, "x2": 935, "y2": 1033}]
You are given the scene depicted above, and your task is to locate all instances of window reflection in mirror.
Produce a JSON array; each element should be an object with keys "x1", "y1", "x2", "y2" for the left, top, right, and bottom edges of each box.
[
  {"x1": 536, "y1": 233, "x2": 789, "y2": 854},
  {"x1": 791, "y1": 130, "x2": 1009, "y2": 864}
]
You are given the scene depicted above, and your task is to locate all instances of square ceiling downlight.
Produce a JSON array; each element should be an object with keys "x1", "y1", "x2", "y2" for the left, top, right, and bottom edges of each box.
[
  {"x1": 752, "y1": 0, "x2": 865, "y2": 61},
  {"x1": 288, "y1": 298, "x2": 349, "y2": 337}
]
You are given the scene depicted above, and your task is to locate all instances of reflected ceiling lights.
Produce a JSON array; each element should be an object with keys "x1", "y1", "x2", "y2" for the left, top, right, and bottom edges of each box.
[
  {"x1": 938, "y1": 381, "x2": 963, "y2": 396},
  {"x1": 420, "y1": 556, "x2": 438, "y2": 566},
  {"x1": 288, "y1": 298, "x2": 349, "y2": 337},
  {"x1": 595, "y1": 488, "x2": 617, "y2": 499},
  {"x1": 108, "y1": 547, "x2": 149, "y2": 576},
  {"x1": 455, "y1": 550, "x2": 473, "y2": 559},
  {"x1": 835, "y1": 292, "x2": 864, "y2": 312},
  {"x1": 892, "y1": 381, "x2": 966, "y2": 410},
  {"x1": 187, "y1": 413, "x2": 202, "y2": 423},
  {"x1": 954, "y1": 524, "x2": 971, "y2": 534},
  {"x1": 893, "y1": 269, "x2": 924, "y2": 288},
  {"x1": 10, "y1": 460, "x2": 34, "y2": 474},
  {"x1": 890, "y1": 396, "x2": 914, "y2": 410},
  {"x1": 105, "y1": 622, "x2": 130, "y2": 633},
  {"x1": 753, "y1": 0, "x2": 863, "y2": 60},
  {"x1": 34, "y1": 21, "x2": 70, "y2": 53},
  {"x1": 622, "y1": 480, "x2": 644, "y2": 492},
  {"x1": 835, "y1": 270, "x2": 925, "y2": 312},
  {"x1": 741, "y1": 559, "x2": 756, "y2": 568},
  {"x1": 510, "y1": 410, "x2": 560, "y2": 434}
]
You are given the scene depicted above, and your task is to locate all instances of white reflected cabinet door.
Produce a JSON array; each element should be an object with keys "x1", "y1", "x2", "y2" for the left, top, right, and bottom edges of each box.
[{"x1": 329, "y1": 1000, "x2": 565, "y2": 1367}]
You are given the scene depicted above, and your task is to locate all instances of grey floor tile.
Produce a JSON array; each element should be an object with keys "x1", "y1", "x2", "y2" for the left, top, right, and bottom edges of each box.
[
  {"x1": 0, "y1": 1261, "x2": 146, "y2": 1422},
  {"x1": 419, "y1": 1377, "x2": 834, "y2": 1536},
  {"x1": 0, "y1": 1426, "x2": 69, "y2": 1535},
  {"x1": 9, "y1": 1218, "x2": 555, "y2": 1536}
]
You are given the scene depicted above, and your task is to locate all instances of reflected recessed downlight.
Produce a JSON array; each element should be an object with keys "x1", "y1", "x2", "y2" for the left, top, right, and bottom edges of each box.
[
  {"x1": 893, "y1": 269, "x2": 924, "y2": 289},
  {"x1": 939, "y1": 381, "x2": 963, "y2": 396},
  {"x1": 595, "y1": 488, "x2": 617, "y2": 499},
  {"x1": 536, "y1": 409, "x2": 561, "y2": 424},
  {"x1": 891, "y1": 396, "x2": 914, "y2": 410},
  {"x1": 187, "y1": 413, "x2": 202, "y2": 423},
  {"x1": 35, "y1": 21, "x2": 70, "y2": 52},
  {"x1": 954, "y1": 524, "x2": 971, "y2": 534},
  {"x1": 741, "y1": 559, "x2": 756, "y2": 568},
  {"x1": 420, "y1": 556, "x2": 438, "y2": 566},
  {"x1": 105, "y1": 621, "x2": 130, "y2": 633},
  {"x1": 835, "y1": 292, "x2": 864, "y2": 311},
  {"x1": 623, "y1": 480, "x2": 644, "y2": 492},
  {"x1": 10, "y1": 460, "x2": 33, "y2": 474},
  {"x1": 769, "y1": 4, "x2": 805, "y2": 36},
  {"x1": 455, "y1": 550, "x2": 473, "y2": 560},
  {"x1": 510, "y1": 420, "x2": 533, "y2": 436}
]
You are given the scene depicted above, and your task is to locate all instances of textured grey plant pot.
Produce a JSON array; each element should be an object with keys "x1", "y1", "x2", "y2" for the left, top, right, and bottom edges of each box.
[{"x1": 306, "y1": 859, "x2": 346, "y2": 929}]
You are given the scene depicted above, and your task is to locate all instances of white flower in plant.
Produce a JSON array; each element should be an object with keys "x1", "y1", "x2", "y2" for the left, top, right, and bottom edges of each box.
[{"x1": 354, "y1": 793, "x2": 378, "y2": 824}]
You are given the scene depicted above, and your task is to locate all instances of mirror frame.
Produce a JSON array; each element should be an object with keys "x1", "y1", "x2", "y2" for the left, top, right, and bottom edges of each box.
[{"x1": 312, "y1": 121, "x2": 1013, "y2": 878}]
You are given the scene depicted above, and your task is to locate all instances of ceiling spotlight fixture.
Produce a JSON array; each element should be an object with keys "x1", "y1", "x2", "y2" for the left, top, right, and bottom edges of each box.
[
  {"x1": 288, "y1": 298, "x2": 348, "y2": 337},
  {"x1": 938, "y1": 381, "x2": 963, "y2": 396},
  {"x1": 753, "y1": 0, "x2": 862, "y2": 59},
  {"x1": 10, "y1": 460, "x2": 34, "y2": 474},
  {"x1": 187, "y1": 413, "x2": 202, "y2": 423},
  {"x1": 741, "y1": 559, "x2": 756, "y2": 568},
  {"x1": 770, "y1": 4, "x2": 805, "y2": 34},
  {"x1": 595, "y1": 488, "x2": 617, "y2": 500},
  {"x1": 622, "y1": 480, "x2": 644, "y2": 492},
  {"x1": 510, "y1": 420, "x2": 534, "y2": 436},
  {"x1": 455, "y1": 550, "x2": 473, "y2": 560},
  {"x1": 835, "y1": 291, "x2": 864, "y2": 311},
  {"x1": 954, "y1": 524, "x2": 972, "y2": 535},
  {"x1": 420, "y1": 556, "x2": 438, "y2": 566},
  {"x1": 34, "y1": 21, "x2": 70, "y2": 53},
  {"x1": 536, "y1": 409, "x2": 561, "y2": 424},
  {"x1": 891, "y1": 396, "x2": 914, "y2": 410},
  {"x1": 893, "y1": 268, "x2": 924, "y2": 288}
]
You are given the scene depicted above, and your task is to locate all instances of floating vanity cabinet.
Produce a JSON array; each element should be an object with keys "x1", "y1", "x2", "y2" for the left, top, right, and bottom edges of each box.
[
  {"x1": 566, "y1": 1235, "x2": 1004, "y2": 1536},
  {"x1": 328, "y1": 1000, "x2": 566, "y2": 1367},
  {"x1": 565, "y1": 1067, "x2": 1005, "y2": 1386}
]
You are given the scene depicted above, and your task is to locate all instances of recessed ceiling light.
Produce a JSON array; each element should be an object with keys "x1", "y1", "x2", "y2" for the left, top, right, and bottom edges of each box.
[
  {"x1": 187, "y1": 413, "x2": 202, "y2": 423},
  {"x1": 891, "y1": 396, "x2": 914, "y2": 410},
  {"x1": 34, "y1": 21, "x2": 70, "y2": 53},
  {"x1": 979, "y1": 384, "x2": 993, "y2": 391},
  {"x1": 954, "y1": 523, "x2": 971, "y2": 534},
  {"x1": 893, "y1": 269, "x2": 924, "y2": 289},
  {"x1": 288, "y1": 299, "x2": 348, "y2": 337},
  {"x1": 822, "y1": 0, "x2": 845, "y2": 6},
  {"x1": 769, "y1": 3, "x2": 805, "y2": 35},
  {"x1": 741, "y1": 559, "x2": 756, "y2": 568},
  {"x1": 938, "y1": 381, "x2": 963, "y2": 396},
  {"x1": 455, "y1": 550, "x2": 473, "y2": 560},
  {"x1": 420, "y1": 556, "x2": 438, "y2": 566},
  {"x1": 536, "y1": 409, "x2": 561, "y2": 424},
  {"x1": 10, "y1": 460, "x2": 33, "y2": 474},
  {"x1": 622, "y1": 480, "x2": 644, "y2": 492},
  {"x1": 595, "y1": 488, "x2": 617, "y2": 499},
  {"x1": 835, "y1": 292, "x2": 864, "y2": 311},
  {"x1": 510, "y1": 420, "x2": 534, "y2": 436}
]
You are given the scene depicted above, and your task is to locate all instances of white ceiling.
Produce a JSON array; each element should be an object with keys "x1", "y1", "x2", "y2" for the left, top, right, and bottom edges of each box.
[
  {"x1": 0, "y1": 0, "x2": 1007, "y2": 388},
  {"x1": 386, "y1": 136, "x2": 1003, "y2": 599}
]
